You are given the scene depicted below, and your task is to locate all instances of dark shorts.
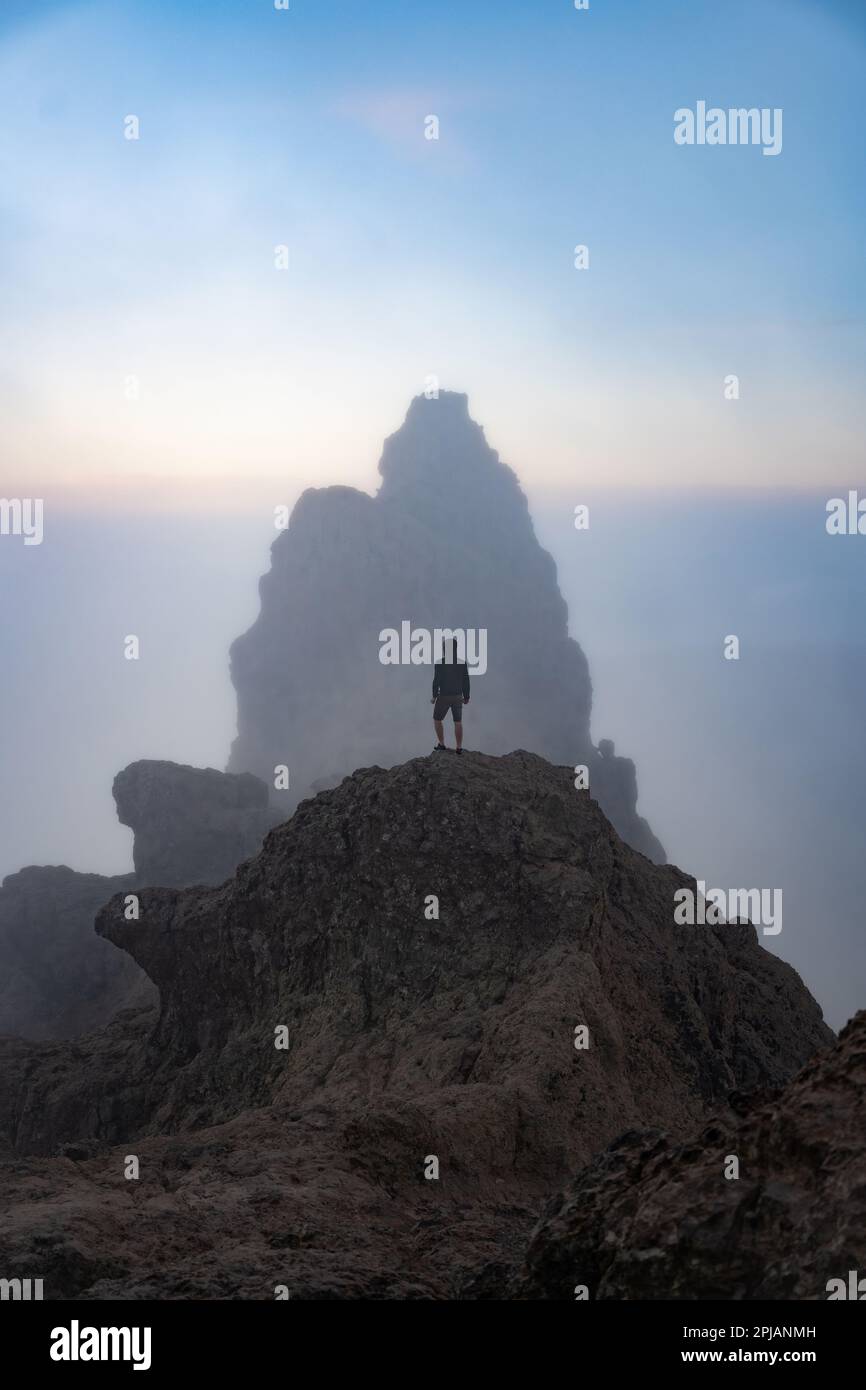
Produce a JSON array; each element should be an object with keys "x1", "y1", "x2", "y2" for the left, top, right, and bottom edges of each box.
[{"x1": 433, "y1": 695, "x2": 464, "y2": 723}]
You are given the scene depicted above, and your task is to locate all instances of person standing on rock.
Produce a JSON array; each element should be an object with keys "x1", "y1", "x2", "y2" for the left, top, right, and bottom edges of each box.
[{"x1": 431, "y1": 637, "x2": 470, "y2": 754}]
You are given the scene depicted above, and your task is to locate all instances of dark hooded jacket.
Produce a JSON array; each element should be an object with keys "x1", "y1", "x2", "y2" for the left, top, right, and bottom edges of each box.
[{"x1": 432, "y1": 642, "x2": 470, "y2": 700}]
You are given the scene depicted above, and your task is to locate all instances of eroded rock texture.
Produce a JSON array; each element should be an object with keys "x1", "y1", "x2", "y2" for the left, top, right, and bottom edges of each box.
[
  {"x1": 228, "y1": 392, "x2": 664, "y2": 862},
  {"x1": 518, "y1": 1011, "x2": 864, "y2": 1301},
  {"x1": 0, "y1": 751, "x2": 834, "y2": 1298}
]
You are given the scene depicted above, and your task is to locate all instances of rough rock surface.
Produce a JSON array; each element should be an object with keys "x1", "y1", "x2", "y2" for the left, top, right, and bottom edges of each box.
[
  {"x1": 0, "y1": 751, "x2": 834, "y2": 1298},
  {"x1": 0, "y1": 761, "x2": 281, "y2": 1041},
  {"x1": 517, "y1": 1012, "x2": 865, "y2": 1301},
  {"x1": 228, "y1": 392, "x2": 664, "y2": 862}
]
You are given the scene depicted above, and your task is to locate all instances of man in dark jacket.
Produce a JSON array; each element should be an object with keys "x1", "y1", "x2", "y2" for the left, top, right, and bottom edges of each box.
[{"x1": 431, "y1": 637, "x2": 470, "y2": 753}]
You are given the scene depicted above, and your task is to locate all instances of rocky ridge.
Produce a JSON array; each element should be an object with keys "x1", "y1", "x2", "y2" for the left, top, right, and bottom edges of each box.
[
  {"x1": 0, "y1": 750, "x2": 835, "y2": 1298},
  {"x1": 228, "y1": 393, "x2": 663, "y2": 862}
]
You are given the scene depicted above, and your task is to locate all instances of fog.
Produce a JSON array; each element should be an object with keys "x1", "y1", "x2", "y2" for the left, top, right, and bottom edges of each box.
[
  {"x1": 1, "y1": 487, "x2": 863, "y2": 1028},
  {"x1": 535, "y1": 490, "x2": 866, "y2": 1031}
]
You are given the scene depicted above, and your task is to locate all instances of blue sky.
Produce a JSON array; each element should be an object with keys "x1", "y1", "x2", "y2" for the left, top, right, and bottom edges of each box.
[{"x1": 1, "y1": 0, "x2": 864, "y2": 494}]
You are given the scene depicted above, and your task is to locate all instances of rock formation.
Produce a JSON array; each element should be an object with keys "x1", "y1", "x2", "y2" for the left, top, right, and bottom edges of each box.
[
  {"x1": 0, "y1": 751, "x2": 835, "y2": 1298},
  {"x1": 518, "y1": 1011, "x2": 864, "y2": 1300},
  {"x1": 228, "y1": 392, "x2": 664, "y2": 862},
  {"x1": 0, "y1": 761, "x2": 281, "y2": 1041},
  {"x1": 0, "y1": 866, "x2": 146, "y2": 1041},
  {"x1": 112, "y1": 759, "x2": 281, "y2": 889}
]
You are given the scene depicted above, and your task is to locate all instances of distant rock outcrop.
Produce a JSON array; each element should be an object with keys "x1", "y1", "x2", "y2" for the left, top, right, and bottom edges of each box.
[
  {"x1": 517, "y1": 1011, "x2": 864, "y2": 1300},
  {"x1": 0, "y1": 867, "x2": 147, "y2": 1041},
  {"x1": 0, "y1": 751, "x2": 834, "y2": 1297},
  {"x1": 0, "y1": 762, "x2": 281, "y2": 1041},
  {"x1": 228, "y1": 392, "x2": 664, "y2": 862},
  {"x1": 112, "y1": 760, "x2": 282, "y2": 889}
]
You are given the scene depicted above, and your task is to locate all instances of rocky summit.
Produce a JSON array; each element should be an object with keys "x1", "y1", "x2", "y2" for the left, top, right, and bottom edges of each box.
[
  {"x1": 227, "y1": 392, "x2": 664, "y2": 862},
  {"x1": 0, "y1": 751, "x2": 833, "y2": 1298}
]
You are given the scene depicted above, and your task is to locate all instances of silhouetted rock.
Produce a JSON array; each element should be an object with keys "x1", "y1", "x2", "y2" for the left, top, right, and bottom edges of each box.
[
  {"x1": 0, "y1": 867, "x2": 149, "y2": 1040},
  {"x1": 0, "y1": 751, "x2": 834, "y2": 1297},
  {"x1": 517, "y1": 1012, "x2": 864, "y2": 1300},
  {"x1": 113, "y1": 759, "x2": 282, "y2": 889},
  {"x1": 0, "y1": 761, "x2": 281, "y2": 1041},
  {"x1": 228, "y1": 393, "x2": 664, "y2": 862}
]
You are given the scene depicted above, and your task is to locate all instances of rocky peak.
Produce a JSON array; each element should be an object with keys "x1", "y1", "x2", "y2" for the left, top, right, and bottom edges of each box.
[
  {"x1": 0, "y1": 749, "x2": 835, "y2": 1298},
  {"x1": 90, "y1": 750, "x2": 828, "y2": 1147},
  {"x1": 377, "y1": 391, "x2": 527, "y2": 531},
  {"x1": 228, "y1": 394, "x2": 663, "y2": 862}
]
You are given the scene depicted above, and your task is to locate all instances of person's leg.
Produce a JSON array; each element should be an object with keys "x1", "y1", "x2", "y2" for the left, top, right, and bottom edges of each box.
[
  {"x1": 454, "y1": 703, "x2": 463, "y2": 749},
  {"x1": 433, "y1": 695, "x2": 448, "y2": 747}
]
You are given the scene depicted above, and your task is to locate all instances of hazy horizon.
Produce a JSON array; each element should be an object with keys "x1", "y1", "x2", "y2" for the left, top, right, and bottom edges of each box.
[
  {"x1": 2, "y1": 2, "x2": 864, "y2": 1024},
  {"x1": 3, "y1": 0, "x2": 865, "y2": 1324},
  {"x1": 3, "y1": 462, "x2": 864, "y2": 1030}
]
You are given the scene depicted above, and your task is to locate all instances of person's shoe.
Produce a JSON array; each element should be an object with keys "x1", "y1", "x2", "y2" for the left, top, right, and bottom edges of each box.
[
  {"x1": 434, "y1": 743, "x2": 448, "y2": 752},
  {"x1": 455, "y1": 747, "x2": 464, "y2": 755}
]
